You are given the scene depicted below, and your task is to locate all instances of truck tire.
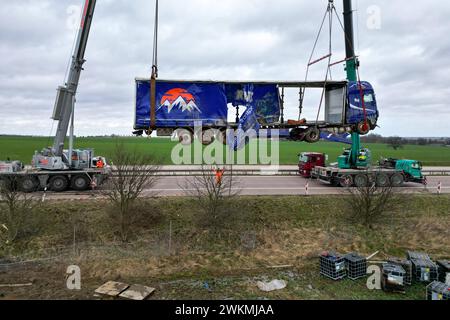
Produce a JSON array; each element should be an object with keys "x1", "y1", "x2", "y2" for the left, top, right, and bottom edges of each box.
[
  {"x1": 356, "y1": 121, "x2": 370, "y2": 135},
  {"x1": 304, "y1": 127, "x2": 321, "y2": 144},
  {"x1": 49, "y1": 175, "x2": 69, "y2": 192},
  {"x1": 289, "y1": 128, "x2": 306, "y2": 141},
  {"x1": 201, "y1": 129, "x2": 216, "y2": 146},
  {"x1": 339, "y1": 174, "x2": 353, "y2": 188},
  {"x1": 354, "y1": 174, "x2": 369, "y2": 188},
  {"x1": 176, "y1": 129, "x2": 193, "y2": 146},
  {"x1": 217, "y1": 129, "x2": 228, "y2": 145},
  {"x1": 390, "y1": 173, "x2": 404, "y2": 187},
  {"x1": 20, "y1": 176, "x2": 39, "y2": 193},
  {"x1": 71, "y1": 175, "x2": 90, "y2": 191},
  {"x1": 376, "y1": 173, "x2": 390, "y2": 187}
]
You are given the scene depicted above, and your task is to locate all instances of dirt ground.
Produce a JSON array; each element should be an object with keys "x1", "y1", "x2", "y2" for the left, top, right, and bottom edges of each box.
[{"x1": 0, "y1": 195, "x2": 449, "y2": 300}]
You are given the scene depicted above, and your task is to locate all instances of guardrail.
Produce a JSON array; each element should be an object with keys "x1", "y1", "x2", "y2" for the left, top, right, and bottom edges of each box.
[
  {"x1": 111, "y1": 169, "x2": 450, "y2": 177},
  {"x1": 422, "y1": 170, "x2": 450, "y2": 177}
]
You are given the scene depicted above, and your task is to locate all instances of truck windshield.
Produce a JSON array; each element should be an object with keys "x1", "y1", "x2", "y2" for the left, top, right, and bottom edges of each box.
[
  {"x1": 411, "y1": 162, "x2": 422, "y2": 169},
  {"x1": 354, "y1": 93, "x2": 375, "y2": 104},
  {"x1": 300, "y1": 155, "x2": 310, "y2": 163}
]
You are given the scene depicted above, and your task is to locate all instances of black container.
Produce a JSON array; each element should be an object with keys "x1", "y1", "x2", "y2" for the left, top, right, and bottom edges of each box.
[
  {"x1": 410, "y1": 258, "x2": 439, "y2": 283},
  {"x1": 387, "y1": 257, "x2": 412, "y2": 286},
  {"x1": 382, "y1": 263, "x2": 406, "y2": 293},
  {"x1": 344, "y1": 253, "x2": 367, "y2": 280},
  {"x1": 426, "y1": 281, "x2": 450, "y2": 301},
  {"x1": 437, "y1": 260, "x2": 450, "y2": 284},
  {"x1": 320, "y1": 252, "x2": 347, "y2": 280}
]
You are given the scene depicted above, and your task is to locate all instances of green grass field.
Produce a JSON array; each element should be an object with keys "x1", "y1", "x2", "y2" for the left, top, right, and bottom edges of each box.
[{"x1": 1, "y1": 135, "x2": 450, "y2": 166}]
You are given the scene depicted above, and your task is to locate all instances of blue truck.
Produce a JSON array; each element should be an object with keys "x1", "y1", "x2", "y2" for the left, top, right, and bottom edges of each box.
[{"x1": 134, "y1": 79, "x2": 378, "y2": 149}]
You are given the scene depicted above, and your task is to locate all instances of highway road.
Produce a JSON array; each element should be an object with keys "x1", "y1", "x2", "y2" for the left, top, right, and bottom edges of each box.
[{"x1": 40, "y1": 175, "x2": 450, "y2": 201}]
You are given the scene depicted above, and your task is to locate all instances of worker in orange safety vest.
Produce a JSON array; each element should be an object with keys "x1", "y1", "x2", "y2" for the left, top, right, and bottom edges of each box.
[{"x1": 214, "y1": 168, "x2": 225, "y2": 186}]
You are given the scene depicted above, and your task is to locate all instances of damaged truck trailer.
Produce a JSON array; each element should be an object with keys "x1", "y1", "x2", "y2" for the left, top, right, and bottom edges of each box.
[{"x1": 133, "y1": 79, "x2": 379, "y2": 149}]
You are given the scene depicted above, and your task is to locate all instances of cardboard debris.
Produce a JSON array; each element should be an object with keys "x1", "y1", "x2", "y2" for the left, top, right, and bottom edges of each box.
[
  {"x1": 95, "y1": 281, "x2": 129, "y2": 297},
  {"x1": 257, "y1": 280, "x2": 287, "y2": 292},
  {"x1": 119, "y1": 284, "x2": 155, "y2": 301}
]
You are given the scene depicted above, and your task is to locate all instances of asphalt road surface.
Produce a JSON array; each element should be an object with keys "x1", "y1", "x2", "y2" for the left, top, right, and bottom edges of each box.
[{"x1": 40, "y1": 175, "x2": 450, "y2": 201}]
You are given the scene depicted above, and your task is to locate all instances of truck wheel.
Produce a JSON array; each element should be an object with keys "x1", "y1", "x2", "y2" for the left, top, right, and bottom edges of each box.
[
  {"x1": 201, "y1": 129, "x2": 216, "y2": 146},
  {"x1": 177, "y1": 129, "x2": 193, "y2": 146},
  {"x1": 339, "y1": 175, "x2": 353, "y2": 188},
  {"x1": 376, "y1": 173, "x2": 390, "y2": 187},
  {"x1": 390, "y1": 173, "x2": 404, "y2": 187},
  {"x1": 356, "y1": 121, "x2": 370, "y2": 135},
  {"x1": 304, "y1": 127, "x2": 321, "y2": 143},
  {"x1": 49, "y1": 175, "x2": 69, "y2": 192},
  {"x1": 289, "y1": 128, "x2": 306, "y2": 141},
  {"x1": 71, "y1": 175, "x2": 90, "y2": 191},
  {"x1": 354, "y1": 174, "x2": 369, "y2": 188},
  {"x1": 217, "y1": 129, "x2": 228, "y2": 145},
  {"x1": 20, "y1": 176, "x2": 39, "y2": 193}
]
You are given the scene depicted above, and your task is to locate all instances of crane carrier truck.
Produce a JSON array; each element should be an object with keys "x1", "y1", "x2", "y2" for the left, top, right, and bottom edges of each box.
[
  {"x1": 0, "y1": 0, "x2": 109, "y2": 193},
  {"x1": 310, "y1": 0, "x2": 426, "y2": 188}
]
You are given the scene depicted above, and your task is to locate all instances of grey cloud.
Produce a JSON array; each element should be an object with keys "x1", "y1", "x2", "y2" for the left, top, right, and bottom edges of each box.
[{"x1": 0, "y1": 0, "x2": 449, "y2": 137}]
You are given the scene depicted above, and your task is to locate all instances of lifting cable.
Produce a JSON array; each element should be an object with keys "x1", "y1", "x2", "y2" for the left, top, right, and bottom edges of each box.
[
  {"x1": 149, "y1": 0, "x2": 159, "y2": 131},
  {"x1": 300, "y1": 0, "x2": 367, "y2": 129},
  {"x1": 332, "y1": 3, "x2": 368, "y2": 128},
  {"x1": 299, "y1": 1, "x2": 332, "y2": 120}
]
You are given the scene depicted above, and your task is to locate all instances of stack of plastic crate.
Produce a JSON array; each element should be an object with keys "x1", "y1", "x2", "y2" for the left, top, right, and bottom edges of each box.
[
  {"x1": 426, "y1": 281, "x2": 450, "y2": 301},
  {"x1": 437, "y1": 260, "x2": 450, "y2": 285},
  {"x1": 344, "y1": 253, "x2": 367, "y2": 280},
  {"x1": 407, "y1": 251, "x2": 439, "y2": 283},
  {"x1": 320, "y1": 252, "x2": 347, "y2": 280},
  {"x1": 382, "y1": 263, "x2": 406, "y2": 293},
  {"x1": 388, "y1": 257, "x2": 413, "y2": 286}
]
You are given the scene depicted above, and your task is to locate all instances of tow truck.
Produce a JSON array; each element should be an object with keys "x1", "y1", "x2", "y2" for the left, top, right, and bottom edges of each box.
[{"x1": 0, "y1": 0, "x2": 110, "y2": 193}]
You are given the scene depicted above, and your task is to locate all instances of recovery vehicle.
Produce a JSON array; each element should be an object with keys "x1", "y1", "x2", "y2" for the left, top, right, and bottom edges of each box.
[
  {"x1": 0, "y1": 0, "x2": 110, "y2": 193},
  {"x1": 310, "y1": 0, "x2": 426, "y2": 188}
]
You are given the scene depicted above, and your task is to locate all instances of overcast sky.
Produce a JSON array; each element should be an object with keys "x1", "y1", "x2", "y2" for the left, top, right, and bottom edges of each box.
[{"x1": 0, "y1": 0, "x2": 449, "y2": 137}]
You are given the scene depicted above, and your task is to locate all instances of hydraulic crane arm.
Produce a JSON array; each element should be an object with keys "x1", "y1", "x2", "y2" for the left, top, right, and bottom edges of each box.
[{"x1": 51, "y1": 0, "x2": 97, "y2": 157}]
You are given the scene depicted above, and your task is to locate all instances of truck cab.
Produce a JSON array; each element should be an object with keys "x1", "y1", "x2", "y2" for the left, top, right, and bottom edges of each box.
[
  {"x1": 298, "y1": 152, "x2": 326, "y2": 178},
  {"x1": 380, "y1": 158, "x2": 425, "y2": 184}
]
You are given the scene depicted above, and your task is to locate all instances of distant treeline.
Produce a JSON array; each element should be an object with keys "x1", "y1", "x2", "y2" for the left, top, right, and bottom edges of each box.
[
  {"x1": 1, "y1": 134, "x2": 450, "y2": 146},
  {"x1": 361, "y1": 134, "x2": 450, "y2": 146}
]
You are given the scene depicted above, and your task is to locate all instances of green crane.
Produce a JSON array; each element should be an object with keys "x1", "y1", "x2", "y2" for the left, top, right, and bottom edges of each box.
[{"x1": 338, "y1": 0, "x2": 371, "y2": 169}]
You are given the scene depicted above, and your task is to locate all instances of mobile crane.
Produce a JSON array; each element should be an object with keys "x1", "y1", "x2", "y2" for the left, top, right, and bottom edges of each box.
[
  {"x1": 310, "y1": 0, "x2": 426, "y2": 187},
  {"x1": 0, "y1": 0, "x2": 109, "y2": 193}
]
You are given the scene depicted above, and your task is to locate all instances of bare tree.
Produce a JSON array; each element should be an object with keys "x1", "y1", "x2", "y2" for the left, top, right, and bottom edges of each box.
[
  {"x1": 181, "y1": 165, "x2": 241, "y2": 233},
  {"x1": 104, "y1": 143, "x2": 161, "y2": 242},
  {"x1": 0, "y1": 176, "x2": 38, "y2": 247},
  {"x1": 344, "y1": 173, "x2": 401, "y2": 228}
]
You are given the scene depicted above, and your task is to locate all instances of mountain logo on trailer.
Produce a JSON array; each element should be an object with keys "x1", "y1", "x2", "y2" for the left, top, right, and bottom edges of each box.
[{"x1": 159, "y1": 88, "x2": 201, "y2": 113}]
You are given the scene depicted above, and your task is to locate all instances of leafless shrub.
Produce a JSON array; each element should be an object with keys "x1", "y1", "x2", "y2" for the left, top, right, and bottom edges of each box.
[
  {"x1": 0, "y1": 176, "x2": 39, "y2": 248},
  {"x1": 344, "y1": 173, "x2": 402, "y2": 228},
  {"x1": 181, "y1": 165, "x2": 241, "y2": 233},
  {"x1": 104, "y1": 143, "x2": 161, "y2": 242}
]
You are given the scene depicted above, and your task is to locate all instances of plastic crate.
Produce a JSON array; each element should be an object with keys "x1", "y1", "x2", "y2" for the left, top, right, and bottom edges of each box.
[
  {"x1": 344, "y1": 253, "x2": 367, "y2": 280},
  {"x1": 382, "y1": 263, "x2": 406, "y2": 293},
  {"x1": 437, "y1": 260, "x2": 450, "y2": 285},
  {"x1": 388, "y1": 257, "x2": 413, "y2": 286},
  {"x1": 410, "y1": 258, "x2": 439, "y2": 283},
  {"x1": 320, "y1": 252, "x2": 347, "y2": 280},
  {"x1": 426, "y1": 281, "x2": 450, "y2": 301}
]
